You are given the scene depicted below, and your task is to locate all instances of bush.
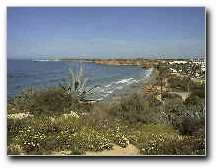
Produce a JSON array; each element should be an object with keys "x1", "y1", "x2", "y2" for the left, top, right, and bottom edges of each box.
[
  {"x1": 9, "y1": 116, "x2": 57, "y2": 154},
  {"x1": 27, "y1": 88, "x2": 74, "y2": 115},
  {"x1": 129, "y1": 124, "x2": 205, "y2": 155},
  {"x1": 138, "y1": 135, "x2": 205, "y2": 155},
  {"x1": 190, "y1": 83, "x2": 205, "y2": 98},
  {"x1": 107, "y1": 94, "x2": 161, "y2": 124},
  {"x1": 163, "y1": 96, "x2": 205, "y2": 135},
  {"x1": 146, "y1": 94, "x2": 162, "y2": 106},
  {"x1": 162, "y1": 92, "x2": 183, "y2": 100},
  {"x1": 7, "y1": 118, "x2": 29, "y2": 144},
  {"x1": 168, "y1": 76, "x2": 193, "y2": 92},
  {"x1": 185, "y1": 94, "x2": 204, "y2": 106},
  {"x1": 8, "y1": 87, "x2": 93, "y2": 116},
  {"x1": 8, "y1": 89, "x2": 35, "y2": 114},
  {"x1": 174, "y1": 115, "x2": 197, "y2": 135}
]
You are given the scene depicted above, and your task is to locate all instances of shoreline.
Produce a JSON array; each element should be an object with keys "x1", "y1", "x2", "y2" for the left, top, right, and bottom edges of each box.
[
  {"x1": 8, "y1": 60, "x2": 154, "y2": 101},
  {"x1": 102, "y1": 68, "x2": 155, "y2": 104},
  {"x1": 8, "y1": 68, "x2": 154, "y2": 103}
]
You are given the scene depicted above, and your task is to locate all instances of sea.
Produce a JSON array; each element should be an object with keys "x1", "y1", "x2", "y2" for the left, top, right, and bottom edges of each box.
[{"x1": 7, "y1": 59, "x2": 152, "y2": 101}]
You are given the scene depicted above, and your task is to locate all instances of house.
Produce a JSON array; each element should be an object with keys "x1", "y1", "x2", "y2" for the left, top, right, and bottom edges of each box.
[
  {"x1": 192, "y1": 58, "x2": 206, "y2": 72},
  {"x1": 169, "y1": 60, "x2": 187, "y2": 64}
]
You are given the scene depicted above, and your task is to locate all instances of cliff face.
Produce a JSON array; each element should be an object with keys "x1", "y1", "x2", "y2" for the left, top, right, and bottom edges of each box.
[
  {"x1": 94, "y1": 59, "x2": 160, "y2": 68},
  {"x1": 95, "y1": 60, "x2": 141, "y2": 65},
  {"x1": 47, "y1": 58, "x2": 162, "y2": 68}
]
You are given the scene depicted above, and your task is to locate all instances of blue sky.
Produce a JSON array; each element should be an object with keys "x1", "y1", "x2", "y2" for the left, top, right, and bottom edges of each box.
[{"x1": 7, "y1": 7, "x2": 205, "y2": 59}]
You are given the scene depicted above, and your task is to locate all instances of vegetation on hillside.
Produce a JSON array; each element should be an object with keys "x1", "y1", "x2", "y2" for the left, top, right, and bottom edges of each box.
[{"x1": 7, "y1": 63, "x2": 206, "y2": 156}]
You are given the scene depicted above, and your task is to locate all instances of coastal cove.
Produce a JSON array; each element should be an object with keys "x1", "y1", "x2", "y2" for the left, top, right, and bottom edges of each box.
[{"x1": 7, "y1": 59, "x2": 152, "y2": 100}]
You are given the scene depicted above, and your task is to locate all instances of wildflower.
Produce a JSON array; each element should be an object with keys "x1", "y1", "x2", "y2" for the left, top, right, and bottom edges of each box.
[{"x1": 7, "y1": 113, "x2": 33, "y2": 120}]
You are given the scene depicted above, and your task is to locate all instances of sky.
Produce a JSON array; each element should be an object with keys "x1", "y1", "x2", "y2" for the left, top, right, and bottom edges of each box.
[{"x1": 7, "y1": 7, "x2": 205, "y2": 59}]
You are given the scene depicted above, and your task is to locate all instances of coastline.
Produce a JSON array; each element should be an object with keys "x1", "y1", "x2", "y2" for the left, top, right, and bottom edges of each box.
[
  {"x1": 103, "y1": 68, "x2": 155, "y2": 104},
  {"x1": 8, "y1": 59, "x2": 153, "y2": 101}
]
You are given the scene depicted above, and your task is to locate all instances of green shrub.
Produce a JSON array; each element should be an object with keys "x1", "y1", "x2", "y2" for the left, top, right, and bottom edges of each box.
[
  {"x1": 168, "y1": 76, "x2": 193, "y2": 92},
  {"x1": 7, "y1": 118, "x2": 29, "y2": 144},
  {"x1": 185, "y1": 95, "x2": 203, "y2": 106},
  {"x1": 10, "y1": 116, "x2": 56, "y2": 154},
  {"x1": 146, "y1": 94, "x2": 162, "y2": 106},
  {"x1": 28, "y1": 88, "x2": 74, "y2": 115},
  {"x1": 138, "y1": 135, "x2": 205, "y2": 155},
  {"x1": 162, "y1": 92, "x2": 183, "y2": 100},
  {"x1": 108, "y1": 94, "x2": 161, "y2": 124},
  {"x1": 8, "y1": 89, "x2": 35, "y2": 114},
  {"x1": 174, "y1": 115, "x2": 197, "y2": 135},
  {"x1": 8, "y1": 87, "x2": 93, "y2": 116},
  {"x1": 190, "y1": 83, "x2": 205, "y2": 98},
  {"x1": 129, "y1": 124, "x2": 205, "y2": 155},
  {"x1": 163, "y1": 97, "x2": 205, "y2": 135}
]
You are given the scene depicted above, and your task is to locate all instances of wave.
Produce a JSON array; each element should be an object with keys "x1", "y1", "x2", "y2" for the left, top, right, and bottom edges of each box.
[
  {"x1": 89, "y1": 77, "x2": 140, "y2": 100},
  {"x1": 115, "y1": 78, "x2": 134, "y2": 84},
  {"x1": 92, "y1": 69, "x2": 153, "y2": 100}
]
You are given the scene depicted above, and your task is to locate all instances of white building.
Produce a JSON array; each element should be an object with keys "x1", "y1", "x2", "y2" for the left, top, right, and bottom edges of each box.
[
  {"x1": 169, "y1": 68, "x2": 178, "y2": 74},
  {"x1": 169, "y1": 60, "x2": 187, "y2": 64},
  {"x1": 192, "y1": 58, "x2": 206, "y2": 72}
]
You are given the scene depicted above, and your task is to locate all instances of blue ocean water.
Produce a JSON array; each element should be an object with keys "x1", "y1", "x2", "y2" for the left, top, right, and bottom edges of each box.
[{"x1": 7, "y1": 59, "x2": 152, "y2": 100}]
